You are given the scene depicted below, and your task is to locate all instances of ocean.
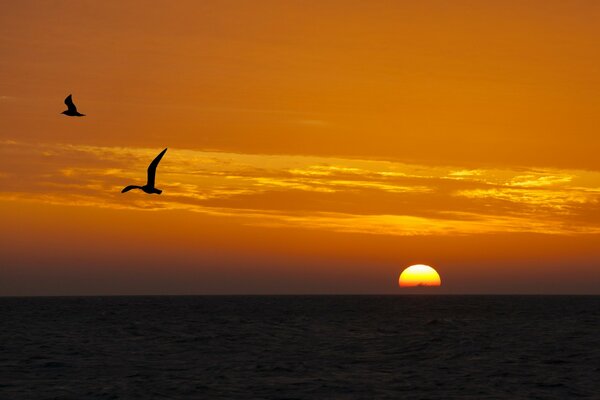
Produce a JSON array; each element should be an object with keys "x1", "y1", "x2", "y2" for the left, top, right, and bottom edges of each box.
[{"x1": 1, "y1": 295, "x2": 599, "y2": 399}]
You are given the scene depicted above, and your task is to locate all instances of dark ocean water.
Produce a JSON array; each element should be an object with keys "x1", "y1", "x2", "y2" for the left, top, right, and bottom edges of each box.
[{"x1": 1, "y1": 296, "x2": 599, "y2": 399}]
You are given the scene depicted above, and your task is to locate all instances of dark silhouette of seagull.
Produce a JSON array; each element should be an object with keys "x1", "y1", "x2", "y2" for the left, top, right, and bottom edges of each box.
[
  {"x1": 121, "y1": 148, "x2": 168, "y2": 195},
  {"x1": 61, "y1": 94, "x2": 85, "y2": 117}
]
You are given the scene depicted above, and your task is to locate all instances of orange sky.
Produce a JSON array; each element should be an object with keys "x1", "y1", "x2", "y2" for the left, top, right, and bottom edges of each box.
[{"x1": 1, "y1": 0, "x2": 599, "y2": 294}]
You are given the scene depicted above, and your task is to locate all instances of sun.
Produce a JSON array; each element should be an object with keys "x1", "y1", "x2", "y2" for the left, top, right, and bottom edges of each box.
[{"x1": 399, "y1": 264, "x2": 441, "y2": 288}]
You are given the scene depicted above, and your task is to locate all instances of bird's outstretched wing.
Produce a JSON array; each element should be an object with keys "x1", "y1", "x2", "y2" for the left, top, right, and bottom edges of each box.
[
  {"x1": 64, "y1": 94, "x2": 78, "y2": 113},
  {"x1": 146, "y1": 148, "x2": 167, "y2": 187},
  {"x1": 121, "y1": 185, "x2": 141, "y2": 193}
]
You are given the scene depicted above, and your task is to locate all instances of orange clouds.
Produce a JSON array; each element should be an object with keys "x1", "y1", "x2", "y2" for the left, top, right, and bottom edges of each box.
[{"x1": 1, "y1": 140, "x2": 599, "y2": 237}]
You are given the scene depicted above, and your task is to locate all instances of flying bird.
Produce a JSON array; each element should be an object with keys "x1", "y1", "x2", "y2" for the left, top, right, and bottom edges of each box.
[
  {"x1": 121, "y1": 148, "x2": 168, "y2": 195},
  {"x1": 61, "y1": 94, "x2": 85, "y2": 117}
]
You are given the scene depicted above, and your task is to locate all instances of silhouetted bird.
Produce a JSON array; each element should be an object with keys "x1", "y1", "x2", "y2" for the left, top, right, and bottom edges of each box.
[
  {"x1": 61, "y1": 94, "x2": 85, "y2": 117},
  {"x1": 121, "y1": 148, "x2": 168, "y2": 195}
]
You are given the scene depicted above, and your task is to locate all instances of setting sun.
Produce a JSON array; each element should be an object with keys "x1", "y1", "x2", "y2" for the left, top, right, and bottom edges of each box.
[{"x1": 399, "y1": 264, "x2": 441, "y2": 288}]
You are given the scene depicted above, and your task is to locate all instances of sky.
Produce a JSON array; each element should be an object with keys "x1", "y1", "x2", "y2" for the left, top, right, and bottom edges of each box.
[{"x1": 1, "y1": 0, "x2": 599, "y2": 295}]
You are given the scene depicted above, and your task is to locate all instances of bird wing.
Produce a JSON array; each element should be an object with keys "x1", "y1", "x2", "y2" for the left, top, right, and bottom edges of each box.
[
  {"x1": 64, "y1": 94, "x2": 78, "y2": 113},
  {"x1": 121, "y1": 185, "x2": 141, "y2": 193},
  {"x1": 146, "y1": 148, "x2": 168, "y2": 187}
]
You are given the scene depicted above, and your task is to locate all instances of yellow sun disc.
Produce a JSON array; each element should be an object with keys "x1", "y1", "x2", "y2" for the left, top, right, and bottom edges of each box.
[{"x1": 399, "y1": 264, "x2": 441, "y2": 287}]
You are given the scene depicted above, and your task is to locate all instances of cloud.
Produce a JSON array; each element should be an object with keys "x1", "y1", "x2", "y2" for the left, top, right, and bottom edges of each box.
[{"x1": 1, "y1": 139, "x2": 599, "y2": 236}]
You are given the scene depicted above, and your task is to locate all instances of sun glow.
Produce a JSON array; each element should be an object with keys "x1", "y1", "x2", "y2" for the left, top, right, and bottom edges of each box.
[{"x1": 399, "y1": 264, "x2": 441, "y2": 288}]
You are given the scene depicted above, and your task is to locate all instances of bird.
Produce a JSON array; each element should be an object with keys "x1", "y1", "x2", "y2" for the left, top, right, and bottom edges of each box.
[
  {"x1": 121, "y1": 148, "x2": 168, "y2": 195},
  {"x1": 61, "y1": 94, "x2": 85, "y2": 117}
]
